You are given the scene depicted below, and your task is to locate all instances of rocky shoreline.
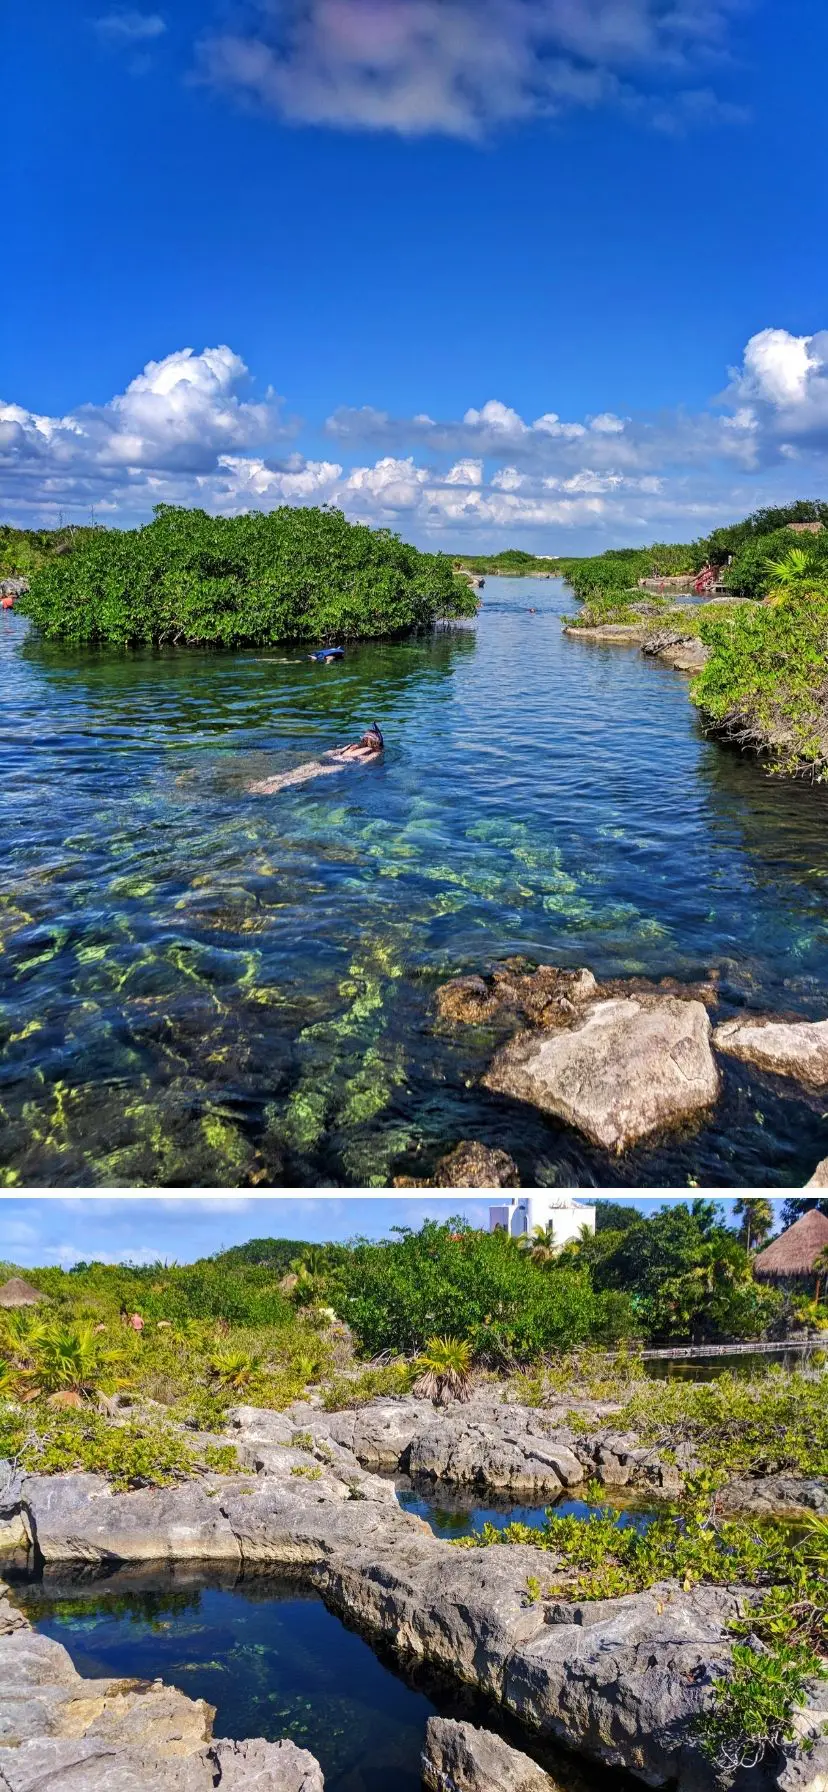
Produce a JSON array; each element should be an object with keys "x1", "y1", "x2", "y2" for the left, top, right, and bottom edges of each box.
[
  {"x1": 432, "y1": 959, "x2": 828, "y2": 1169},
  {"x1": 0, "y1": 1576, "x2": 323, "y2": 1790},
  {"x1": 3, "y1": 1393, "x2": 827, "y2": 1792}
]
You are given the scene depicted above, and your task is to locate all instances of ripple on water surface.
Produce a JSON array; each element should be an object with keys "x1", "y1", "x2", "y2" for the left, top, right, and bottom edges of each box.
[{"x1": 4, "y1": 579, "x2": 828, "y2": 1185}]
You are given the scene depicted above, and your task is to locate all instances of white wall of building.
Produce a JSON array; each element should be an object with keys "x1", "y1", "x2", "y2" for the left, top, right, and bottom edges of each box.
[{"x1": 489, "y1": 1196, "x2": 596, "y2": 1247}]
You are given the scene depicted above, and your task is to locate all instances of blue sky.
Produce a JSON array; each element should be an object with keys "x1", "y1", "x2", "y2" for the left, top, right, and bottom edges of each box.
[
  {"x1": 4, "y1": 0, "x2": 828, "y2": 551},
  {"x1": 0, "y1": 1196, "x2": 780, "y2": 1268}
]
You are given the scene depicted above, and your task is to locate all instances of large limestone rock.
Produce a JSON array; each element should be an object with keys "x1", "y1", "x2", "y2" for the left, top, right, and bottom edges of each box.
[
  {"x1": 807, "y1": 1158, "x2": 828, "y2": 1186},
  {"x1": 422, "y1": 1717, "x2": 556, "y2": 1791},
  {"x1": 483, "y1": 997, "x2": 719, "y2": 1152},
  {"x1": 408, "y1": 1413, "x2": 584, "y2": 1496},
  {"x1": 714, "y1": 1015, "x2": 828, "y2": 1084},
  {"x1": 0, "y1": 1585, "x2": 324, "y2": 1791},
  {"x1": 13, "y1": 1473, "x2": 245, "y2": 1565}
]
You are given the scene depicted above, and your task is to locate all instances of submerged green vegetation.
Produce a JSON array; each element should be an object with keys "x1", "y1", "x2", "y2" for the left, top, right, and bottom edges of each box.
[{"x1": 17, "y1": 504, "x2": 477, "y2": 648}]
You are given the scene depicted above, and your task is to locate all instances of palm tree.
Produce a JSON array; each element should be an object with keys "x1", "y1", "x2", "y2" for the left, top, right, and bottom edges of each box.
[
  {"x1": 412, "y1": 1336, "x2": 473, "y2": 1404},
  {"x1": 764, "y1": 548, "x2": 812, "y2": 602},
  {"x1": 517, "y1": 1224, "x2": 557, "y2": 1265},
  {"x1": 814, "y1": 1245, "x2": 828, "y2": 1307},
  {"x1": 733, "y1": 1197, "x2": 775, "y2": 1254}
]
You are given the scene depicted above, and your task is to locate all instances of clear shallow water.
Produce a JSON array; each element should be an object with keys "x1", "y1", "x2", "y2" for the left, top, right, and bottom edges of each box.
[
  {"x1": 5, "y1": 576, "x2": 828, "y2": 1186},
  {"x1": 17, "y1": 1574, "x2": 603, "y2": 1792}
]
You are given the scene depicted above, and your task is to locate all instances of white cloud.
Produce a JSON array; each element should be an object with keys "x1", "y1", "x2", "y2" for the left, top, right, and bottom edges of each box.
[
  {"x1": 722, "y1": 327, "x2": 828, "y2": 458},
  {"x1": 6, "y1": 325, "x2": 828, "y2": 548},
  {"x1": 94, "y1": 10, "x2": 166, "y2": 44},
  {"x1": 196, "y1": 0, "x2": 744, "y2": 140},
  {"x1": 0, "y1": 346, "x2": 284, "y2": 518}
]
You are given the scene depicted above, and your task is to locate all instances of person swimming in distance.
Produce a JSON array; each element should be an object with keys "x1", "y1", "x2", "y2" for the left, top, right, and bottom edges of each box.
[{"x1": 247, "y1": 723, "x2": 384, "y2": 794}]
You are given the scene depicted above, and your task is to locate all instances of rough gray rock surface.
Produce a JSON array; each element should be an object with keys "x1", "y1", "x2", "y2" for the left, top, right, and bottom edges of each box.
[
  {"x1": 718, "y1": 1475, "x2": 828, "y2": 1520},
  {"x1": 4, "y1": 1397, "x2": 828, "y2": 1792},
  {"x1": 408, "y1": 1412, "x2": 584, "y2": 1496},
  {"x1": 422, "y1": 1717, "x2": 555, "y2": 1791},
  {"x1": 807, "y1": 1157, "x2": 828, "y2": 1186},
  {"x1": 714, "y1": 1015, "x2": 828, "y2": 1084},
  {"x1": 0, "y1": 1582, "x2": 324, "y2": 1791},
  {"x1": 483, "y1": 996, "x2": 720, "y2": 1152}
]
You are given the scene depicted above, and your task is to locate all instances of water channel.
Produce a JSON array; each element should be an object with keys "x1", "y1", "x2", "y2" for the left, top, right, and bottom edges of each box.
[
  {"x1": 5, "y1": 576, "x2": 828, "y2": 1185},
  {"x1": 13, "y1": 1571, "x2": 611, "y2": 1792}
]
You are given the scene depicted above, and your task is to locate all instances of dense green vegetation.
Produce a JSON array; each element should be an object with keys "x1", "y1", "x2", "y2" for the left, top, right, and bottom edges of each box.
[
  {"x1": 559, "y1": 503, "x2": 828, "y2": 622},
  {"x1": 693, "y1": 584, "x2": 828, "y2": 775},
  {"x1": 0, "y1": 522, "x2": 102, "y2": 580},
  {"x1": 452, "y1": 549, "x2": 560, "y2": 575},
  {"x1": 18, "y1": 505, "x2": 478, "y2": 648}
]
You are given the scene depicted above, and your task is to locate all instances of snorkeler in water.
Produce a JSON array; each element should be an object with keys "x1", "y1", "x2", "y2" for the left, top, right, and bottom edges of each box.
[{"x1": 248, "y1": 723, "x2": 384, "y2": 794}]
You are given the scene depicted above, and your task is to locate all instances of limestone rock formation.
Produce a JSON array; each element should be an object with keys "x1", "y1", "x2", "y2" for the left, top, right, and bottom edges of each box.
[
  {"x1": 422, "y1": 1717, "x2": 556, "y2": 1791},
  {"x1": 714, "y1": 1015, "x2": 828, "y2": 1084},
  {"x1": 483, "y1": 996, "x2": 719, "y2": 1152},
  {"x1": 0, "y1": 1583, "x2": 324, "y2": 1791}
]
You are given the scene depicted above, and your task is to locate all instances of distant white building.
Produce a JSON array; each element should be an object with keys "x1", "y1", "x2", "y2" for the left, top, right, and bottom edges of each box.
[{"x1": 489, "y1": 1195, "x2": 596, "y2": 1249}]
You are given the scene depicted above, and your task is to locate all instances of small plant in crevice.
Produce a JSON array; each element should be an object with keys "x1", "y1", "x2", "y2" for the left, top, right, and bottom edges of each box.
[{"x1": 412, "y1": 1335, "x2": 474, "y2": 1404}]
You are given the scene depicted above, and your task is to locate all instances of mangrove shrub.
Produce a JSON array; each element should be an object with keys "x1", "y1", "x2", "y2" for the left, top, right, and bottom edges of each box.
[{"x1": 19, "y1": 504, "x2": 478, "y2": 648}]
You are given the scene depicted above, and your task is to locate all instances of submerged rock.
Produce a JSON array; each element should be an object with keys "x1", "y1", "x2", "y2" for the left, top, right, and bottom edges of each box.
[
  {"x1": 432, "y1": 1140, "x2": 521, "y2": 1187},
  {"x1": 0, "y1": 1582, "x2": 324, "y2": 1790},
  {"x1": 714, "y1": 1015, "x2": 828, "y2": 1084},
  {"x1": 422, "y1": 1717, "x2": 556, "y2": 1791},
  {"x1": 483, "y1": 996, "x2": 720, "y2": 1153},
  {"x1": 435, "y1": 965, "x2": 597, "y2": 1030}
]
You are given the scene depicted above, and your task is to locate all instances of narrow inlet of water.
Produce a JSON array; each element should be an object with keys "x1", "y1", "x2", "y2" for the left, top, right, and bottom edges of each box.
[
  {"x1": 12, "y1": 1572, "x2": 617, "y2": 1792},
  {"x1": 6, "y1": 576, "x2": 828, "y2": 1184},
  {"x1": 395, "y1": 1480, "x2": 658, "y2": 1538}
]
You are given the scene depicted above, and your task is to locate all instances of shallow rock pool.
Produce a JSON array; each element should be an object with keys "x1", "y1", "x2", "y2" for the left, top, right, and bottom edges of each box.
[{"x1": 15, "y1": 1572, "x2": 607, "y2": 1792}]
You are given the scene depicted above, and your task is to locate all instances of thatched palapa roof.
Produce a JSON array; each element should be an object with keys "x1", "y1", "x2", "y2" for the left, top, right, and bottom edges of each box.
[
  {"x1": 0, "y1": 1276, "x2": 46, "y2": 1308},
  {"x1": 754, "y1": 1209, "x2": 828, "y2": 1281}
]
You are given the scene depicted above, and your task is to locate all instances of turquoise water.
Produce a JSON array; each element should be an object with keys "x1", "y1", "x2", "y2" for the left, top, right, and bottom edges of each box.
[
  {"x1": 4, "y1": 575, "x2": 828, "y2": 1186},
  {"x1": 19, "y1": 1574, "x2": 599, "y2": 1792}
]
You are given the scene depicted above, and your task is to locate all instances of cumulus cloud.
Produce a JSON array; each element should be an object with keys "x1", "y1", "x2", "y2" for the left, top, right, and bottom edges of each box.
[
  {"x1": 0, "y1": 346, "x2": 284, "y2": 518},
  {"x1": 721, "y1": 328, "x2": 828, "y2": 458},
  {"x1": 196, "y1": 0, "x2": 744, "y2": 140},
  {"x1": 5, "y1": 325, "x2": 828, "y2": 547},
  {"x1": 94, "y1": 10, "x2": 167, "y2": 44}
]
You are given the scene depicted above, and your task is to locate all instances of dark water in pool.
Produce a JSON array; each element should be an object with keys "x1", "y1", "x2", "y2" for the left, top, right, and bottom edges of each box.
[
  {"x1": 5, "y1": 575, "x2": 828, "y2": 1185},
  {"x1": 644, "y1": 1347, "x2": 827, "y2": 1380},
  {"x1": 396, "y1": 1480, "x2": 656, "y2": 1537},
  {"x1": 15, "y1": 1573, "x2": 603, "y2": 1792}
]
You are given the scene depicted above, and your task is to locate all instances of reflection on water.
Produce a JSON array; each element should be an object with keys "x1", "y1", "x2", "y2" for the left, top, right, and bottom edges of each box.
[
  {"x1": 644, "y1": 1347, "x2": 827, "y2": 1380},
  {"x1": 396, "y1": 1479, "x2": 657, "y2": 1538},
  {"x1": 17, "y1": 1572, "x2": 609, "y2": 1792},
  {"x1": 4, "y1": 578, "x2": 828, "y2": 1185}
]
